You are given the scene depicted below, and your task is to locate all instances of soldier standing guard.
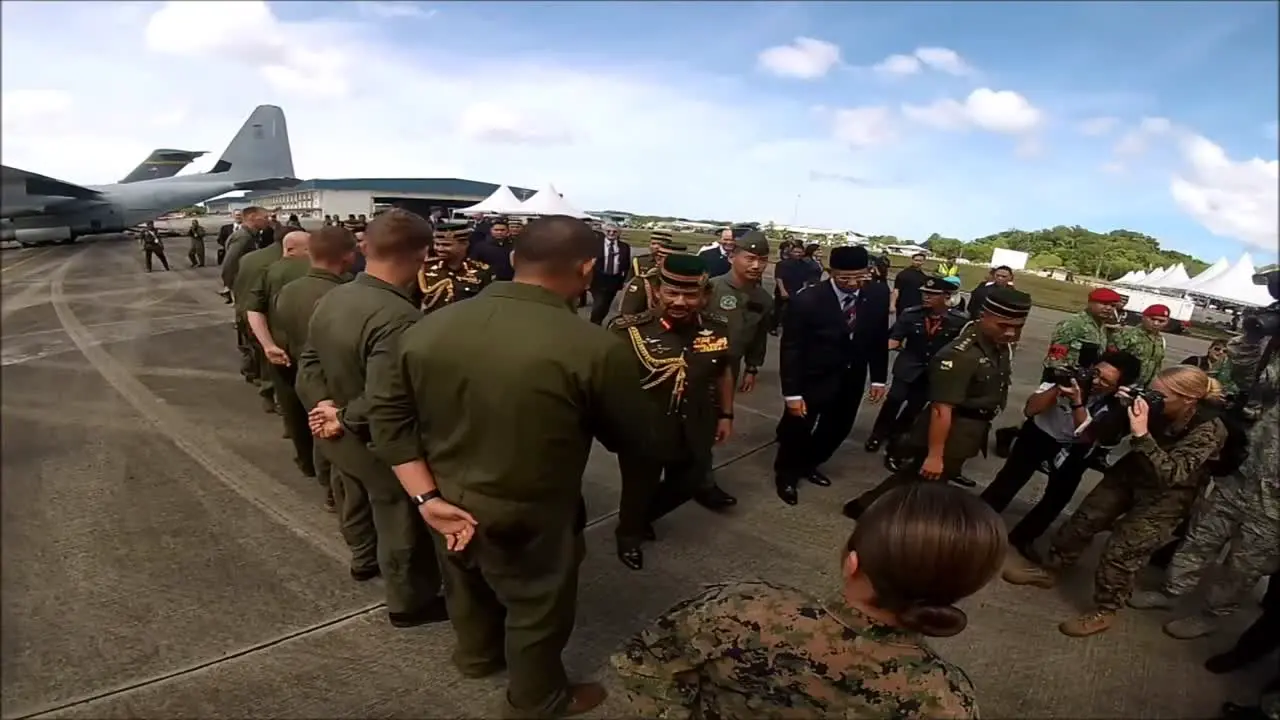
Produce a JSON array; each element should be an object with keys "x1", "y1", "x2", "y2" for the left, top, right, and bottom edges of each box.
[
  {"x1": 1114, "y1": 304, "x2": 1169, "y2": 385},
  {"x1": 187, "y1": 219, "x2": 207, "y2": 267},
  {"x1": 618, "y1": 234, "x2": 686, "y2": 316},
  {"x1": 1044, "y1": 287, "x2": 1124, "y2": 379},
  {"x1": 610, "y1": 254, "x2": 735, "y2": 571},
  {"x1": 417, "y1": 223, "x2": 493, "y2": 314},
  {"x1": 844, "y1": 286, "x2": 1032, "y2": 519},
  {"x1": 865, "y1": 277, "x2": 970, "y2": 468}
]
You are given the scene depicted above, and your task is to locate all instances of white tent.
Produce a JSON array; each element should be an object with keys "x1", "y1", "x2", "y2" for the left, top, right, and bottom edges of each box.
[
  {"x1": 516, "y1": 183, "x2": 592, "y2": 219},
  {"x1": 1191, "y1": 254, "x2": 1275, "y2": 307},
  {"x1": 1127, "y1": 270, "x2": 1149, "y2": 285},
  {"x1": 1115, "y1": 270, "x2": 1138, "y2": 283},
  {"x1": 1141, "y1": 265, "x2": 1173, "y2": 287},
  {"x1": 457, "y1": 185, "x2": 526, "y2": 215},
  {"x1": 1150, "y1": 263, "x2": 1190, "y2": 288},
  {"x1": 1172, "y1": 257, "x2": 1229, "y2": 291}
]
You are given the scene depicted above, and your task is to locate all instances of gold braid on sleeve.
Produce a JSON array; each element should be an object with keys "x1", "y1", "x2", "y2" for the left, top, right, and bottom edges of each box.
[
  {"x1": 626, "y1": 326, "x2": 687, "y2": 413},
  {"x1": 419, "y1": 270, "x2": 454, "y2": 311}
]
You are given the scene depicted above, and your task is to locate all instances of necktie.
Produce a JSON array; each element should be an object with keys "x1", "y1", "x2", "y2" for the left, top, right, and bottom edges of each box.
[
  {"x1": 842, "y1": 292, "x2": 857, "y2": 334},
  {"x1": 606, "y1": 242, "x2": 616, "y2": 275}
]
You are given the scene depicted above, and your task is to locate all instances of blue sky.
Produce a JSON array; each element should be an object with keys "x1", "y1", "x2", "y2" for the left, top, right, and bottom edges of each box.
[{"x1": 2, "y1": 1, "x2": 1276, "y2": 261}]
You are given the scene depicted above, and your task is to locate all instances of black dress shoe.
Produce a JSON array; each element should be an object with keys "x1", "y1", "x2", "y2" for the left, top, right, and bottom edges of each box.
[
  {"x1": 776, "y1": 483, "x2": 798, "y2": 506},
  {"x1": 807, "y1": 471, "x2": 832, "y2": 487},
  {"x1": 950, "y1": 475, "x2": 977, "y2": 488},
  {"x1": 842, "y1": 500, "x2": 864, "y2": 520},
  {"x1": 351, "y1": 566, "x2": 380, "y2": 582},
  {"x1": 864, "y1": 437, "x2": 883, "y2": 453},
  {"x1": 389, "y1": 596, "x2": 449, "y2": 627},
  {"x1": 695, "y1": 485, "x2": 738, "y2": 510},
  {"x1": 617, "y1": 542, "x2": 644, "y2": 571}
]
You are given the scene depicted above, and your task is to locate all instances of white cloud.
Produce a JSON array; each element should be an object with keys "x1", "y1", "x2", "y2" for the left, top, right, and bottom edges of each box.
[
  {"x1": 1, "y1": 89, "x2": 73, "y2": 129},
  {"x1": 757, "y1": 37, "x2": 842, "y2": 80},
  {"x1": 1107, "y1": 116, "x2": 1174, "y2": 171},
  {"x1": 456, "y1": 102, "x2": 572, "y2": 146},
  {"x1": 830, "y1": 107, "x2": 897, "y2": 147},
  {"x1": 359, "y1": 2, "x2": 437, "y2": 20},
  {"x1": 903, "y1": 88, "x2": 1043, "y2": 135},
  {"x1": 872, "y1": 47, "x2": 973, "y2": 77},
  {"x1": 1078, "y1": 116, "x2": 1119, "y2": 137},
  {"x1": 1170, "y1": 134, "x2": 1279, "y2": 252}
]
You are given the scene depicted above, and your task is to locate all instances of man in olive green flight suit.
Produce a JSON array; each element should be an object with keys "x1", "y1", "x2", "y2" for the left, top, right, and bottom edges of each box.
[
  {"x1": 232, "y1": 215, "x2": 287, "y2": 413},
  {"x1": 296, "y1": 209, "x2": 446, "y2": 627},
  {"x1": 617, "y1": 234, "x2": 685, "y2": 315},
  {"x1": 610, "y1": 253, "x2": 735, "y2": 571},
  {"x1": 222, "y1": 206, "x2": 270, "y2": 373},
  {"x1": 368, "y1": 215, "x2": 657, "y2": 718},
  {"x1": 843, "y1": 286, "x2": 1032, "y2": 519},
  {"x1": 246, "y1": 230, "x2": 314, "y2": 471},
  {"x1": 273, "y1": 227, "x2": 358, "y2": 514},
  {"x1": 696, "y1": 231, "x2": 774, "y2": 510}
]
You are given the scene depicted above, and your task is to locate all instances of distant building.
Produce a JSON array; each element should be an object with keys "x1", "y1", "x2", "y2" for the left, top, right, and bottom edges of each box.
[{"x1": 204, "y1": 178, "x2": 536, "y2": 219}]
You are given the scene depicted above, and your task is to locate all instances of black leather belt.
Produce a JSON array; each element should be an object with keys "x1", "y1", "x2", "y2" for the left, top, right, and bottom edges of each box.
[{"x1": 953, "y1": 407, "x2": 997, "y2": 422}]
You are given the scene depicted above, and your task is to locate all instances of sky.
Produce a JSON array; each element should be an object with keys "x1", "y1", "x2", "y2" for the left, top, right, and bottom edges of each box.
[{"x1": 2, "y1": 0, "x2": 1277, "y2": 263}]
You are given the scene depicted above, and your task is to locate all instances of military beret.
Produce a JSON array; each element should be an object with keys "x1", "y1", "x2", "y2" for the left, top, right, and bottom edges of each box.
[
  {"x1": 921, "y1": 276, "x2": 955, "y2": 294},
  {"x1": 1088, "y1": 287, "x2": 1124, "y2": 304},
  {"x1": 659, "y1": 253, "x2": 709, "y2": 288},
  {"x1": 1142, "y1": 304, "x2": 1170, "y2": 318},
  {"x1": 983, "y1": 286, "x2": 1033, "y2": 319},
  {"x1": 830, "y1": 245, "x2": 869, "y2": 271},
  {"x1": 735, "y1": 230, "x2": 770, "y2": 257}
]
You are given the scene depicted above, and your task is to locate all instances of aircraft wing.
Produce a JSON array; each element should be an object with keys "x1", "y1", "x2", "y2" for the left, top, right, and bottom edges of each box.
[{"x1": 2, "y1": 165, "x2": 104, "y2": 200}]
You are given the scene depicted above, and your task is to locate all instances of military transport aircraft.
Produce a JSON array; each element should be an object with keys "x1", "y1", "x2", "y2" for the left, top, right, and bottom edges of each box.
[
  {"x1": 0, "y1": 105, "x2": 298, "y2": 247},
  {"x1": 118, "y1": 149, "x2": 208, "y2": 185}
]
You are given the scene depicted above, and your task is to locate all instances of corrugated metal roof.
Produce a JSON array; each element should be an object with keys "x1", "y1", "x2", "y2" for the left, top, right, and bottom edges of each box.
[{"x1": 246, "y1": 178, "x2": 536, "y2": 199}]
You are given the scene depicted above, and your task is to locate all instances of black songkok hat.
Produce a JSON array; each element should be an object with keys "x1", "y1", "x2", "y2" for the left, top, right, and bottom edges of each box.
[
  {"x1": 829, "y1": 246, "x2": 869, "y2": 271},
  {"x1": 660, "y1": 253, "x2": 709, "y2": 288},
  {"x1": 984, "y1": 287, "x2": 1033, "y2": 319}
]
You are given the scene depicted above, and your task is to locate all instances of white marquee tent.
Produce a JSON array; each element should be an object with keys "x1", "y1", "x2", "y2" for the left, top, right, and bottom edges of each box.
[
  {"x1": 1190, "y1": 254, "x2": 1275, "y2": 307},
  {"x1": 457, "y1": 185, "x2": 526, "y2": 215},
  {"x1": 1141, "y1": 265, "x2": 1173, "y2": 287},
  {"x1": 1149, "y1": 263, "x2": 1190, "y2": 289},
  {"x1": 517, "y1": 183, "x2": 593, "y2": 219},
  {"x1": 1171, "y1": 257, "x2": 1229, "y2": 291},
  {"x1": 1120, "y1": 270, "x2": 1150, "y2": 286}
]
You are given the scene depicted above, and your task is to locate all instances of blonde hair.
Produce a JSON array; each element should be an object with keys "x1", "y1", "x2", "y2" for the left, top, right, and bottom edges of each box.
[{"x1": 1156, "y1": 365, "x2": 1224, "y2": 403}]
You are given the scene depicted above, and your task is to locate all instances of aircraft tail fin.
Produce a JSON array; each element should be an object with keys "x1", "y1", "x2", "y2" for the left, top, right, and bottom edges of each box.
[
  {"x1": 119, "y1": 149, "x2": 208, "y2": 184},
  {"x1": 207, "y1": 105, "x2": 296, "y2": 183}
]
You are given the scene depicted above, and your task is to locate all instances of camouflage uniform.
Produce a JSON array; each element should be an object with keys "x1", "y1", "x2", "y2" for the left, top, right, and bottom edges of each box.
[
  {"x1": 1113, "y1": 325, "x2": 1166, "y2": 385},
  {"x1": 1044, "y1": 414, "x2": 1227, "y2": 611},
  {"x1": 611, "y1": 581, "x2": 979, "y2": 720},
  {"x1": 1043, "y1": 311, "x2": 1117, "y2": 370}
]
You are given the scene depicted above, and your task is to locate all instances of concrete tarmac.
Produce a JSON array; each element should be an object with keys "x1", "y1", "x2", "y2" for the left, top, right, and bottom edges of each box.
[{"x1": 0, "y1": 239, "x2": 1268, "y2": 719}]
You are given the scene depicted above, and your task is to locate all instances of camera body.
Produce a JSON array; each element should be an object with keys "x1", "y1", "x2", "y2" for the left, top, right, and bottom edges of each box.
[
  {"x1": 1049, "y1": 364, "x2": 1099, "y2": 395},
  {"x1": 1116, "y1": 386, "x2": 1167, "y2": 416},
  {"x1": 1241, "y1": 300, "x2": 1280, "y2": 340}
]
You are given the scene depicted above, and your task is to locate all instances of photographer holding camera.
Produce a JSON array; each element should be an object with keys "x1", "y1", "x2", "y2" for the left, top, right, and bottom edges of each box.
[
  {"x1": 1004, "y1": 365, "x2": 1228, "y2": 638},
  {"x1": 982, "y1": 349, "x2": 1142, "y2": 565}
]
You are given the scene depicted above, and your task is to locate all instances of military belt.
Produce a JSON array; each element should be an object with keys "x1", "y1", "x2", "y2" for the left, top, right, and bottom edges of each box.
[{"x1": 952, "y1": 407, "x2": 997, "y2": 422}]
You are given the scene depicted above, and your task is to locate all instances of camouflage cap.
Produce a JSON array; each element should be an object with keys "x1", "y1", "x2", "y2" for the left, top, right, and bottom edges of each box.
[
  {"x1": 433, "y1": 222, "x2": 473, "y2": 242},
  {"x1": 984, "y1": 286, "x2": 1033, "y2": 319},
  {"x1": 735, "y1": 230, "x2": 770, "y2": 257},
  {"x1": 659, "y1": 253, "x2": 708, "y2": 288}
]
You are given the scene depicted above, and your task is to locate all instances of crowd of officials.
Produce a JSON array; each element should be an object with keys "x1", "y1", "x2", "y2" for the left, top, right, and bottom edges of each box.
[{"x1": 209, "y1": 204, "x2": 1277, "y2": 720}]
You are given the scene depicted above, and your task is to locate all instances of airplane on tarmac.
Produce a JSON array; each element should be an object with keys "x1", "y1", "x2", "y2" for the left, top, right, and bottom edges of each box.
[
  {"x1": 119, "y1": 149, "x2": 208, "y2": 184},
  {"x1": 0, "y1": 105, "x2": 298, "y2": 247}
]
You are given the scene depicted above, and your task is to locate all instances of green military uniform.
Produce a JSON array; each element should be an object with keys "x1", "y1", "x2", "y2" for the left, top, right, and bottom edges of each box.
[
  {"x1": 368, "y1": 279, "x2": 655, "y2": 717},
  {"x1": 187, "y1": 224, "x2": 206, "y2": 267},
  {"x1": 610, "y1": 254, "x2": 732, "y2": 570},
  {"x1": 295, "y1": 273, "x2": 442, "y2": 620},
  {"x1": 233, "y1": 240, "x2": 283, "y2": 407},
  {"x1": 704, "y1": 233, "x2": 773, "y2": 379},
  {"x1": 618, "y1": 236, "x2": 686, "y2": 316},
  {"x1": 1113, "y1": 325, "x2": 1166, "y2": 385},
  {"x1": 248, "y1": 256, "x2": 312, "y2": 470},
  {"x1": 847, "y1": 287, "x2": 1031, "y2": 516},
  {"x1": 417, "y1": 256, "x2": 493, "y2": 315},
  {"x1": 1045, "y1": 310, "x2": 1117, "y2": 370}
]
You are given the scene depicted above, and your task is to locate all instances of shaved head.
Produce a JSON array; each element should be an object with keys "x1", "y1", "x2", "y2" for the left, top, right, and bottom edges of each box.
[
  {"x1": 281, "y1": 230, "x2": 310, "y2": 258},
  {"x1": 363, "y1": 208, "x2": 432, "y2": 261},
  {"x1": 310, "y1": 226, "x2": 357, "y2": 264},
  {"x1": 513, "y1": 215, "x2": 599, "y2": 270}
]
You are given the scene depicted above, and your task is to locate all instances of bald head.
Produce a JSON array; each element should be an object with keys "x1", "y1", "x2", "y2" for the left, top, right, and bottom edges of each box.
[{"x1": 281, "y1": 230, "x2": 310, "y2": 258}]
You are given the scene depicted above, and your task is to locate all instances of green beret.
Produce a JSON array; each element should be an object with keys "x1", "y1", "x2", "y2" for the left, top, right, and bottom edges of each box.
[
  {"x1": 984, "y1": 287, "x2": 1033, "y2": 319},
  {"x1": 659, "y1": 253, "x2": 708, "y2": 288},
  {"x1": 735, "y1": 230, "x2": 770, "y2": 257}
]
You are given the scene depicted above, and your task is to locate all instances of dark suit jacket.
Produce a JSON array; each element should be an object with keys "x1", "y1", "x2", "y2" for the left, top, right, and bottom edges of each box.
[
  {"x1": 698, "y1": 247, "x2": 732, "y2": 278},
  {"x1": 779, "y1": 280, "x2": 890, "y2": 403},
  {"x1": 591, "y1": 237, "x2": 632, "y2": 290},
  {"x1": 216, "y1": 223, "x2": 235, "y2": 246}
]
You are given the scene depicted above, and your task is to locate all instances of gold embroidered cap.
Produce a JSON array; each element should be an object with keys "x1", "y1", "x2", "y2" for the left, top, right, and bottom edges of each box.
[{"x1": 433, "y1": 223, "x2": 473, "y2": 242}]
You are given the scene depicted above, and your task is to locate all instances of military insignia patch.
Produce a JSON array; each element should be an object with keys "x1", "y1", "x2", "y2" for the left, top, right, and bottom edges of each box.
[
  {"x1": 692, "y1": 336, "x2": 729, "y2": 353},
  {"x1": 1046, "y1": 344, "x2": 1069, "y2": 361},
  {"x1": 697, "y1": 329, "x2": 714, "y2": 336},
  {"x1": 939, "y1": 360, "x2": 954, "y2": 370},
  {"x1": 719, "y1": 295, "x2": 738, "y2": 311}
]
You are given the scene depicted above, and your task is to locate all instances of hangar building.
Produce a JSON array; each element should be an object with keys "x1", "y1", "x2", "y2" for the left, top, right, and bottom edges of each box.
[{"x1": 205, "y1": 178, "x2": 536, "y2": 219}]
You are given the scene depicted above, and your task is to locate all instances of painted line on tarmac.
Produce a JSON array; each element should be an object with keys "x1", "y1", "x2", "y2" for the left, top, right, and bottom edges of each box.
[
  {"x1": 0, "y1": 247, "x2": 55, "y2": 275},
  {"x1": 49, "y1": 251, "x2": 350, "y2": 565},
  {"x1": 13, "y1": 357, "x2": 246, "y2": 383},
  {"x1": 1, "y1": 309, "x2": 226, "y2": 342}
]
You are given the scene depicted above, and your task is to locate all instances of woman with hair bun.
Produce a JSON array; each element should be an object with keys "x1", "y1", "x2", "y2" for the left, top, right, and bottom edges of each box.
[
  {"x1": 611, "y1": 483, "x2": 1006, "y2": 719},
  {"x1": 1005, "y1": 365, "x2": 1228, "y2": 638}
]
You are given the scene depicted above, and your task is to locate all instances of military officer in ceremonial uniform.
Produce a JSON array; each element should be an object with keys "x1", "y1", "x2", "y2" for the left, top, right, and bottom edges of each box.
[
  {"x1": 417, "y1": 223, "x2": 493, "y2": 315},
  {"x1": 843, "y1": 286, "x2": 1032, "y2": 519},
  {"x1": 632, "y1": 230, "x2": 669, "y2": 277},
  {"x1": 610, "y1": 254, "x2": 735, "y2": 571},
  {"x1": 697, "y1": 230, "x2": 774, "y2": 509},
  {"x1": 865, "y1": 277, "x2": 971, "y2": 469},
  {"x1": 1114, "y1": 303, "x2": 1169, "y2": 385},
  {"x1": 1044, "y1": 287, "x2": 1124, "y2": 378},
  {"x1": 619, "y1": 233, "x2": 687, "y2": 316}
]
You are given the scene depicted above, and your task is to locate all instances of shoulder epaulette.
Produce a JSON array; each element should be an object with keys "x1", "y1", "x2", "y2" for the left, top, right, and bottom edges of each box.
[
  {"x1": 608, "y1": 310, "x2": 655, "y2": 330},
  {"x1": 638, "y1": 266, "x2": 660, "y2": 278},
  {"x1": 470, "y1": 258, "x2": 490, "y2": 270}
]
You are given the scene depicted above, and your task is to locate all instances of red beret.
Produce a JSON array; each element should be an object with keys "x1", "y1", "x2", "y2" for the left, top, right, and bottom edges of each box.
[
  {"x1": 1143, "y1": 304, "x2": 1170, "y2": 318},
  {"x1": 1088, "y1": 287, "x2": 1124, "y2": 304}
]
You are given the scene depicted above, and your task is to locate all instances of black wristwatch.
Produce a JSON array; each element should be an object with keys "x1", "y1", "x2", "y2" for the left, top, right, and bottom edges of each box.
[
  {"x1": 410, "y1": 489, "x2": 442, "y2": 506},
  {"x1": 718, "y1": 411, "x2": 735, "y2": 420}
]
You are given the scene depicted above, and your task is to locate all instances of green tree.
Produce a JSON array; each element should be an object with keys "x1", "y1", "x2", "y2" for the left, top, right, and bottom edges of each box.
[{"x1": 1027, "y1": 252, "x2": 1064, "y2": 270}]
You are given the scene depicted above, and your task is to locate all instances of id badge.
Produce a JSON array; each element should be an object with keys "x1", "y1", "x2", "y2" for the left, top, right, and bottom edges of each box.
[{"x1": 1053, "y1": 446, "x2": 1070, "y2": 470}]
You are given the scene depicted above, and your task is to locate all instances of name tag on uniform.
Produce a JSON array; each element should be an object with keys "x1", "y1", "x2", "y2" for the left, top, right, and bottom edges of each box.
[{"x1": 692, "y1": 336, "x2": 729, "y2": 353}]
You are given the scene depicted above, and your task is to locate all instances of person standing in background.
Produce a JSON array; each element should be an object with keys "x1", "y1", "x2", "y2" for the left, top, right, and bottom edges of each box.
[
  {"x1": 968, "y1": 265, "x2": 1015, "y2": 320},
  {"x1": 588, "y1": 222, "x2": 631, "y2": 325},
  {"x1": 890, "y1": 252, "x2": 929, "y2": 316}
]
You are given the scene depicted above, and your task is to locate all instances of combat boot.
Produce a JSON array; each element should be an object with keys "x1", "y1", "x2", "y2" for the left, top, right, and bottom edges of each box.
[
  {"x1": 1163, "y1": 614, "x2": 1219, "y2": 639},
  {"x1": 1059, "y1": 609, "x2": 1116, "y2": 637},
  {"x1": 1128, "y1": 590, "x2": 1176, "y2": 610},
  {"x1": 1002, "y1": 560, "x2": 1058, "y2": 589}
]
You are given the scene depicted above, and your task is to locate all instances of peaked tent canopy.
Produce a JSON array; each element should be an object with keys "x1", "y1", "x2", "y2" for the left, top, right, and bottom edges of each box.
[
  {"x1": 1151, "y1": 263, "x2": 1190, "y2": 288},
  {"x1": 1191, "y1": 254, "x2": 1275, "y2": 307},
  {"x1": 1142, "y1": 266, "x2": 1174, "y2": 287},
  {"x1": 516, "y1": 183, "x2": 593, "y2": 219},
  {"x1": 457, "y1": 185, "x2": 526, "y2": 215},
  {"x1": 1172, "y1": 257, "x2": 1229, "y2": 291},
  {"x1": 1115, "y1": 270, "x2": 1138, "y2": 283}
]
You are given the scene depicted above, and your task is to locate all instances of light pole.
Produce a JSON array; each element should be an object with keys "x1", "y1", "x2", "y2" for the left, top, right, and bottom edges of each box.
[{"x1": 791, "y1": 193, "x2": 801, "y2": 225}]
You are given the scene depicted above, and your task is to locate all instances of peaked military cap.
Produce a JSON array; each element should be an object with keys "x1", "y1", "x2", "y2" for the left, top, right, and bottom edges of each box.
[
  {"x1": 736, "y1": 230, "x2": 770, "y2": 257},
  {"x1": 830, "y1": 245, "x2": 869, "y2": 271},
  {"x1": 921, "y1": 276, "x2": 954, "y2": 294},
  {"x1": 659, "y1": 253, "x2": 709, "y2": 288},
  {"x1": 433, "y1": 222, "x2": 473, "y2": 242},
  {"x1": 650, "y1": 230, "x2": 673, "y2": 242},
  {"x1": 661, "y1": 239, "x2": 688, "y2": 252},
  {"x1": 984, "y1": 286, "x2": 1033, "y2": 319}
]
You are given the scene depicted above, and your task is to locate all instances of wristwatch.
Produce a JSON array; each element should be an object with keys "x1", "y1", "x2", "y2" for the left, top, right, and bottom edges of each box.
[{"x1": 410, "y1": 489, "x2": 442, "y2": 506}]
